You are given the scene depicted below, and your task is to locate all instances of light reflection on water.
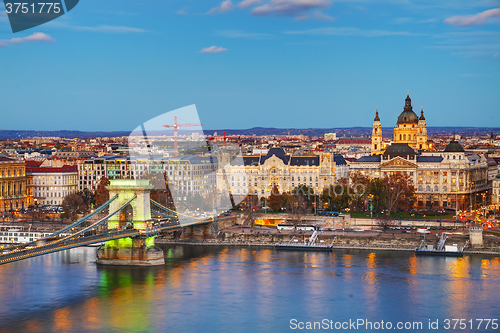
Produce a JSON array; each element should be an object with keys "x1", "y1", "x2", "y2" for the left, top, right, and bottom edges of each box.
[{"x1": 0, "y1": 246, "x2": 499, "y2": 333}]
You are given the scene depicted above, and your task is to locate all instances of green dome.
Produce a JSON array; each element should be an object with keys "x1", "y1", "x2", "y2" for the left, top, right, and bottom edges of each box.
[
  {"x1": 444, "y1": 140, "x2": 464, "y2": 152},
  {"x1": 397, "y1": 94, "x2": 418, "y2": 124}
]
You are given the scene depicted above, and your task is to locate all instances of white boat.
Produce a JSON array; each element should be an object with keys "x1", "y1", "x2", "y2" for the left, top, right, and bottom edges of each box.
[
  {"x1": 275, "y1": 230, "x2": 336, "y2": 251},
  {"x1": 415, "y1": 233, "x2": 467, "y2": 256},
  {"x1": 0, "y1": 228, "x2": 53, "y2": 244}
]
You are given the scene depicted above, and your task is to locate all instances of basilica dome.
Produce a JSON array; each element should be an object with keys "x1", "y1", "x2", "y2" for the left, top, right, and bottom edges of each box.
[{"x1": 397, "y1": 94, "x2": 419, "y2": 124}]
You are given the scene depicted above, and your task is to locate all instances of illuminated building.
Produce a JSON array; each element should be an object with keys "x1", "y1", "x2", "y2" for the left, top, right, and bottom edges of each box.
[
  {"x1": 218, "y1": 147, "x2": 348, "y2": 199},
  {"x1": 0, "y1": 154, "x2": 28, "y2": 212},
  {"x1": 371, "y1": 93, "x2": 428, "y2": 155},
  {"x1": 27, "y1": 164, "x2": 78, "y2": 206},
  {"x1": 351, "y1": 140, "x2": 489, "y2": 209}
]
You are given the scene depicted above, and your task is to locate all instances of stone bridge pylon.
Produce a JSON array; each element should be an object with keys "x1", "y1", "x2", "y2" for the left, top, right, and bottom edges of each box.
[{"x1": 96, "y1": 179, "x2": 165, "y2": 266}]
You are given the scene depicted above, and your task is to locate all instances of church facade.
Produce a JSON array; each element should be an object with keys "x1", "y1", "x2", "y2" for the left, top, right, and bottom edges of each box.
[
  {"x1": 354, "y1": 93, "x2": 489, "y2": 210},
  {"x1": 371, "y1": 93, "x2": 428, "y2": 155}
]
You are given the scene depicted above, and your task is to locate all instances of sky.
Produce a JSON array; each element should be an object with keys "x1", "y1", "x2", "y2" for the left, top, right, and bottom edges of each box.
[{"x1": 0, "y1": 0, "x2": 499, "y2": 132}]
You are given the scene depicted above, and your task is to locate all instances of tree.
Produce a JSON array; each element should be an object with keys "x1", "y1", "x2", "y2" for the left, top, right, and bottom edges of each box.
[
  {"x1": 268, "y1": 185, "x2": 282, "y2": 211},
  {"x1": 383, "y1": 172, "x2": 416, "y2": 213},
  {"x1": 94, "y1": 176, "x2": 110, "y2": 208},
  {"x1": 377, "y1": 215, "x2": 393, "y2": 231},
  {"x1": 281, "y1": 192, "x2": 295, "y2": 212},
  {"x1": 77, "y1": 188, "x2": 94, "y2": 213},
  {"x1": 320, "y1": 185, "x2": 336, "y2": 211},
  {"x1": 294, "y1": 185, "x2": 316, "y2": 212},
  {"x1": 367, "y1": 178, "x2": 386, "y2": 214},
  {"x1": 62, "y1": 193, "x2": 85, "y2": 221},
  {"x1": 349, "y1": 172, "x2": 370, "y2": 211},
  {"x1": 331, "y1": 178, "x2": 350, "y2": 211}
]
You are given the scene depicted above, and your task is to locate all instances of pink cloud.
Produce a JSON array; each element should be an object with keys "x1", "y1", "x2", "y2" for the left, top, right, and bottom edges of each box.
[
  {"x1": 238, "y1": 0, "x2": 261, "y2": 9},
  {"x1": 295, "y1": 11, "x2": 334, "y2": 22},
  {"x1": 0, "y1": 32, "x2": 55, "y2": 48},
  {"x1": 198, "y1": 46, "x2": 228, "y2": 54},
  {"x1": 444, "y1": 8, "x2": 500, "y2": 27},
  {"x1": 250, "y1": 0, "x2": 331, "y2": 17},
  {"x1": 207, "y1": 0, "x2": 234, "y2": 14}
]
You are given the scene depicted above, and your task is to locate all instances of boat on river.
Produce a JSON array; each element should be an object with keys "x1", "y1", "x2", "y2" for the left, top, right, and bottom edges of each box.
[
  {"x1": 275, "y1": 230, "x2": 336, "y2": 251},
  {"x1": 415, "y1": 233, "x2": 467, "y2": 256}
]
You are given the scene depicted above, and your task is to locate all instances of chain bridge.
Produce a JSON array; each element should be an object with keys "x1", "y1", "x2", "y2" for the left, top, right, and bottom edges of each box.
[{"x1": 0, "y1": 179, "x2": 213, "y2": 266}]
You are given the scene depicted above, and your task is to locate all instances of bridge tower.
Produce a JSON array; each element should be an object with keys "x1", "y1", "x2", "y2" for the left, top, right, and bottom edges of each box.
[
  {"x1": 97, "y1": 179, "x2": 165, "y2": 266},
  {"x1": 106, "y1": 179, "x2": 154, "y2": 230}
]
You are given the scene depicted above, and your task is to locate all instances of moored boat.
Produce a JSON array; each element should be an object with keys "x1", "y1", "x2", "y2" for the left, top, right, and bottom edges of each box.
[
  {"x1": 275, "y1": 230, "x2": 336, "y2": 251},
  {"x1": 415, "y1": 233, "x2": 467, "y2": 256}
]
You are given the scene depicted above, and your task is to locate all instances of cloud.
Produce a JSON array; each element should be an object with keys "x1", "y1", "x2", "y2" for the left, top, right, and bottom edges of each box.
[
  {"x1": 198, "y1": 46, "x2": 228, "y2": 53},
  {"x1": 250, "y1": 0, "x2": 332, "y2": 17},
  {"x1": 176, "y1": 7, "x2": 189, "y2": 15},
  {"x1": 444, "y1": 8, "x2": 500, "y2": 27},
  {"x1": 238, "y1": 0, "x2": 261, "y2": 9},
  {"x1": 392, "y1": 17, "x2": 413, "y2": 24},
  {"x1": 74, "y1": 25, "x2": 147, "y2": 33},
  {"x1": 216, "y1": 29, "x2": 273, "y2": 38},
  {"x1": 285, "y1": 27, "x2": 423, "y2": 37},
  {"x1": 295, "y1": 11, "x2": 334, "y2": 21},
  {"x1": 0, "y1": 32, "x2": 55, "y2": 48},
  {"x1": 207, "y1": 0, "x2": 234, "y2": 14}
]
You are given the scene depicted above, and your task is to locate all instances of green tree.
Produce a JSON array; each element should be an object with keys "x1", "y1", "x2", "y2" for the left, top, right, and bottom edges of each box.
[
  {"x1": 367, "y1": 178, "x2": 386, "y2": 214},
  {"x1": 320, "y1": 185, "x2": 335, "y2": 211},
  {"x1": 331, "y1": 178, "x2": 350, "y2": 211}
]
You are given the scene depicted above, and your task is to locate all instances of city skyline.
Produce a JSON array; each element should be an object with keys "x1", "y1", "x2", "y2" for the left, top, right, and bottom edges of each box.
[{"x1": 1, "y1": 0, "x2": 499, "y2": 131}]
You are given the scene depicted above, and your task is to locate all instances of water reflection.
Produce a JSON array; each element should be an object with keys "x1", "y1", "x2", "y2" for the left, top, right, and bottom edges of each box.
[{"x1": 0, "y1": 247, "x2": 499, "y2": 333}]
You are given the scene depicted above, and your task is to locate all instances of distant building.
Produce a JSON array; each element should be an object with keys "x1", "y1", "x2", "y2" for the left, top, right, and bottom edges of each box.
[
  {"x1": 78, "y1": 156, "x2": 218, "y2": 201},
  {"x1": 218, "y1": 147, "x2": 348, "y2": 199},
  {"x1": 54, "y1": 151, "x2": 97, "y2": 159},
  {"x1": 26, "y1": 164, "x2": 78, "y2": 206},
  {"x1": 0, "y1": 154, "x2": 29, "y2": 212},
  {"x1": 336, "y1": 136, "x2": 371, "y2": 150},
  {"x1": 493, "y1": 174, "x2": 500, "y2": 207},
  {"x1": 324, "y1": 133, "x2": 337, "y2": 141}
]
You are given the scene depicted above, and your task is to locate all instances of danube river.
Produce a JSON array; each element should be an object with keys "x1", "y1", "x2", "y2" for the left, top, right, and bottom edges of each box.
[{"x1": 0, "y1": 245, "x2": 499, "y2": 332}]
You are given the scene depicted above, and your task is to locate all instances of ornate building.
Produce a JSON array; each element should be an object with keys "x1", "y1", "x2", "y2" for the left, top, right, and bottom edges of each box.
[
  {"x1": 371, "y1": 93, "x2": 428, "y2": 155},
  {"x1": 218, "y1": 148, "x2": 348, "y2": 199},
  {"x1": 0, "y1": 154, "x2": 29, "y2": 212},
  {"x1": 352, "y1": 141, "x2": 489, "y2": 210}
]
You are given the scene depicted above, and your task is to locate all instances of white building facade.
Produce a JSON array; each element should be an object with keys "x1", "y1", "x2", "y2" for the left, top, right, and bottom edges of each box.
[{"x1": 27, "y1": 165, "x2": 79, "y2": 206}]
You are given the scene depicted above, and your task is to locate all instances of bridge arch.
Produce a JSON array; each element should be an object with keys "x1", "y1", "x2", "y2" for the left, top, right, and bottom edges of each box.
[{"x1": 107, "y1": 179, "x2": 154, "y2": 230}]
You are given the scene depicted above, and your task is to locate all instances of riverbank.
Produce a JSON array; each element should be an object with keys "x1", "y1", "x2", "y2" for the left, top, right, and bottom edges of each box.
[{"x1": 156, "y1": 232, "x2": 500, "y2": 256}]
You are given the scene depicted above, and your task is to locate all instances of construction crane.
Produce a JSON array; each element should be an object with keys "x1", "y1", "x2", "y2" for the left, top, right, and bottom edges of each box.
[{"x1": 163, "y1": 116, "x2": 202, "y2": 156}]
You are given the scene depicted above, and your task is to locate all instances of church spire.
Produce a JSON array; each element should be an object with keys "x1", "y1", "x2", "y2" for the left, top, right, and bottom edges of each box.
[
  {"x1": 419, "y1": 106, "x2": 425, "y2": 120},
  {"x1": 374, "y1": 108, "x2": 380, "y2": 121}
]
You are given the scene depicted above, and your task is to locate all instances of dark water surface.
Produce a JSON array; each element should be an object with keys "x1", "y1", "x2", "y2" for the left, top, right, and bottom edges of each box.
[{"x1": 0, "y1": 245, "x2": 499, "y2": 332}]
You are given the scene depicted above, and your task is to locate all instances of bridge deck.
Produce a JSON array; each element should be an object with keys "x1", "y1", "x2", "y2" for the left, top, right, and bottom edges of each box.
[{"x1": 0, "y1": 218, "x2": 213, "y2": 266}]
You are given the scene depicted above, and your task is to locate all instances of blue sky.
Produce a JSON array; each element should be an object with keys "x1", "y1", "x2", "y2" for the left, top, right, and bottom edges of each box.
[{"x1": 0, "y1": 0, "x2": 499, "y2": 132}]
